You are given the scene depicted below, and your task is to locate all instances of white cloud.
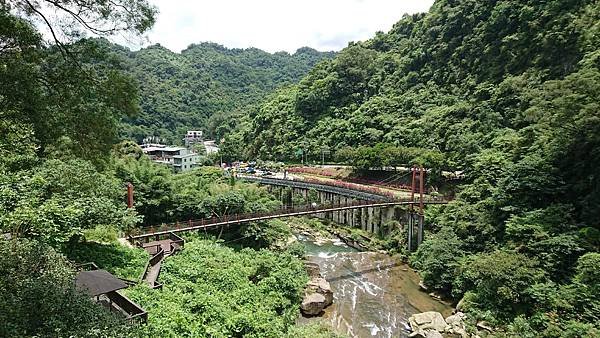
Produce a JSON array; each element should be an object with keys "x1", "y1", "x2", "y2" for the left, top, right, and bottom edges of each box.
[{"x1": 133, "y1": 0, "x2": 434, "y2": 53}]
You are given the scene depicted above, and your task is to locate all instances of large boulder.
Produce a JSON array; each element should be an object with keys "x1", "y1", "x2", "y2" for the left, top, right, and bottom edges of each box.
[
  {"x1": 445, "y1": 312, "x2": 466, "y2": 325},
  {"x1": 307, "y1": 277, "x2": 333, "y2": 305},
  {"x1": 426, "y1": 331, "x2": 444, "y2": 338},
  {"x1": 408, "y1": 329, "x2": 444, "y2": 338},
  {"x1": 300, "y1": 293, "x2": 327, "y2": 316},
  {"x1": 409, "y1": 311, "x2": 447, "y2": 332},
  {"x1": 301, "y1": 263, "x2": 333, "y2": 317},
  {"x1": 444, "y1": 312, "x2": 468, "y2": 338},
  {"x1": 301, "y1": 276, "x2": 334, "y2": 317}
]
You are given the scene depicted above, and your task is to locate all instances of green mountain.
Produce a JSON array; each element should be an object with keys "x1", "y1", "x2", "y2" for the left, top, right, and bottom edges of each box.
[
  {"x1": 237, "y1": 1, "x2": 598, "y2": 166},
  {"x1": 222, "y1": 0, "x2": 600, "y2": 334},
  {"x1": 116, "y1": 42, "x2": 334, "y2": 143}
]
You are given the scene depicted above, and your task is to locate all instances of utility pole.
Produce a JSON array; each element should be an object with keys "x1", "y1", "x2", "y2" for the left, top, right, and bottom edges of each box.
[
  {"x1": 417, "y1": 166, "x2": 425, "y2": 246},
  {"x1": 408, "y1": 166, "x2": 417, "y2": 252},
  {"x1": 321, "y1": 145, "x2": 330, "y2": 166},
  {"x1": 126, "y1": 183, "x2": 134, "y2": 209}
]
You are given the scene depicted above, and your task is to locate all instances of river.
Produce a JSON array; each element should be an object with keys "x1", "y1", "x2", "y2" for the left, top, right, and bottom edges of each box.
[{"x1": 296, "y1": 234, "x2": 452, "y2": 338}]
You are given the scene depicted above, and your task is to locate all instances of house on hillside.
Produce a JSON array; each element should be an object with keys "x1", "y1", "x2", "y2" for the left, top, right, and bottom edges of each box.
[
  {"x1": 141, "y1": 144, "x2": 199, "y2": 173},
  {"x1": 184, "y1": 130, "x2": 203, "y2": 147},
  {"x1": 203, "y1": 140, "x2": 219, "y2": 154}
]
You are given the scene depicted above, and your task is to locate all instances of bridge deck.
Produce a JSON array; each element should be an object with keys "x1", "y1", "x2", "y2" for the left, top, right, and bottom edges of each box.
[
  {"x1": 129, "y1": 199, "x2": 448, "y2": 241},
  {"x1": 142, "y1": 240, "x2": 175, "y2": 255},
  {"x1": 144, "y1": 260, "x2": 162, "y2": 285}
]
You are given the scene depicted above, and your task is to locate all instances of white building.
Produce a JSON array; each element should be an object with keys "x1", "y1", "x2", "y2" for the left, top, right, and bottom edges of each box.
[
  {"x1": 203, "y1": 140, "x2": 219, "y2": 154},
  {"x1": 141, "y1": 144, "x2": 199, "y2": 173},
  {"x1": 184, "y1": 130, "x2": 203, "y2": 146}
]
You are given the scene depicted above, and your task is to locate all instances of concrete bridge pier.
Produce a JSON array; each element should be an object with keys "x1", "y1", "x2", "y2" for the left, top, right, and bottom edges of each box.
[
  {"x1": 262, "y1": 181, "x2": 418, "y2": 244},
  {"x1": 406, "y1": 212, "x2": 425, "y2": 252},
  {"x1": 368, "y1": 207, "x2": 375, "y2": 233},
  {"x1": 361, "y1": 207, "x2": 368, "y2": 231}
]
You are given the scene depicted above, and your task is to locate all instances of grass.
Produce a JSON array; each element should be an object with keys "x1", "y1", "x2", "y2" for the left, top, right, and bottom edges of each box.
[{"x1": 64, "y1": 238, "x2": 148, "y2": 281}]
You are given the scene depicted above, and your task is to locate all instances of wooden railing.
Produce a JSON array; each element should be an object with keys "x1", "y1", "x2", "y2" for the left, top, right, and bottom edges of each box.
[
  {"x1": 169, "y1": 232, "x2": 185, "y2": 251},
  {"x1": 138, "y1": 244, "x2": 164, "y2": 290},
  {"x1": 135, "y1": 231, "x2": 186, "y2": 289},
  {"x1": 75, "y1": 262, "x2": 148, "y2": 323},
  {"x1": 106, "y1": 291, "x2": 148, "y2": 324}
]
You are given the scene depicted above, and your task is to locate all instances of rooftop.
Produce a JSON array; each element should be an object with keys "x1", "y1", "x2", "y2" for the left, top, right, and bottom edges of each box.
[
  {"x1": 143, "y1": 146, "x2": 187, "y2": 153},
  {"x1": 75, "y1": 269, "x2": 128, "y2": 297}
]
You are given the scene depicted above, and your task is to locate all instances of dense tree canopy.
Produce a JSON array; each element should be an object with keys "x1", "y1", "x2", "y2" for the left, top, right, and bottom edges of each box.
[
  {"x1": 2, "y1": 0, "x2": 599, "y2": 335},
  {"x1": 113, "y1": 43, "x2": 335, "y2": 144},
  {"x1": 0, "y1": 239, "x2": 134, "y2": 337},
  {"x1": 126, "y1": 238, "x2": 307, "y2": 337},
  {"x1": 215, "y1": 0, "x2": 600, "y2": 334},
  {"x1": 1, "y1": 0, "x2": 156, "y2": 163}
]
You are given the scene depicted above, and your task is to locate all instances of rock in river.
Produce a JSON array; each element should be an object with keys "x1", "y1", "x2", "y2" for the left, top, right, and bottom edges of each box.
[
  {"x1": 300, "y1": 262, "x2": 334, "y2": 316},
  {"x1": 306, "y1": 277, "x2": 333, "y2": 305},
  {"x1": 409, "y1": 311, "x2": 448, "y2": 332},
  {"x1": 301, "y1": 293, "x2": 327, "y2": 316}
]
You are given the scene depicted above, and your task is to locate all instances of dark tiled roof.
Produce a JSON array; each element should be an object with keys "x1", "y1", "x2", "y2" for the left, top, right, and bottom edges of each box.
[{"x1": 75, "y1": 269, "x2": 128, "y2": 296}]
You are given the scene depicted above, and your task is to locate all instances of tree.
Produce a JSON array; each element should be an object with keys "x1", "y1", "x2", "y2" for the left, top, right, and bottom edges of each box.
[
  {"x1": 0, "y1": 159, "x2": 137, "y2": 246},
  {"x1": 0, "y1": 239, "x2": 133, "y2": 337},
  {"x1": 453, "y1": 251, "x2": 545, "y2": 319},
  {"x1": 411, "y1": 227, "x2": 464, "y2": 292},
  {"x1": 1, "y1": 0, "x2": 157, "y2": 163}
]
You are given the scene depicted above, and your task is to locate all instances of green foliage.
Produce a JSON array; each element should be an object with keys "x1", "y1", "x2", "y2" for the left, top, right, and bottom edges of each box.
[
  {"x1": 574, "y1": 252, "x2": 600, "y2": 288},
  {"x1": 2, "y1": 0, "x2": 599, "y2": 334},
  {"x1": 126, "y1": 238, "x2": 308, "y2": 337},
  {"x1": 240, "y1": 219, "x2": 293, "y2": 249},
  {"x1": 115, "y1": 42, "x2": 335, "y2": 144},
  {"x1": 113, "y1": 157, "x2": 281, "y2": 226},
  {"x1": 83, "y1": 225, "x2": 120, "y2": 243},
  {"x1": 1, "y1": 0, "x2": 156, "y2": 164},
  {"x1": 0, "y1": 239, "x2": 133, "y2": 337},
  {"x1": 0, "y1": 159, "x2": 138, "y2": 246},
  {"x1": 215, "y1": 1, "x2": 600, "y2": 332},
  {"x1": 284, "y1": 322, "x2": 346, "y2": 338},
  {"x1": 411, "y1": 227, "x2": 464, "y2": 292},
  {"x1": 454, "y1": 251, "x2": 545, "y2": 319},
  {"x1": 64, "y1": 239, "x2": 148, "y2": 281},
  {"x1": 334, "y1": 144, "x2": 445, "y2": 174}
]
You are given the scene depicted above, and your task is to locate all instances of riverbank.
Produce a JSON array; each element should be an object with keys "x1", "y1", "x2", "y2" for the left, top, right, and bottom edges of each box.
[{"x1": 290, "y1": 217, "x2": 452, "y2": 337}]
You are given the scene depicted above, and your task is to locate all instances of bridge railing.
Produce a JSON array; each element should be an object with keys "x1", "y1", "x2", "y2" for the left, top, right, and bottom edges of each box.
[
  {"x1": 298, "y1": 176, "x2": 398, "y2": 199},
  {"x1": 128, "y1": 196, "x2": 449, "y2": 239},
  {"x1": 238, "y1": 175, "x2": 395, "y2": 201}
]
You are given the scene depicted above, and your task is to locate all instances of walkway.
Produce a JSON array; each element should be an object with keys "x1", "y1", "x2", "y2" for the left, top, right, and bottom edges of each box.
[
  {"x1": 135, "y1": 233, "x2": 185, "y2": 288},
  {"x1": 128, "y1": 198, "x2": 448, "y2": 242}
]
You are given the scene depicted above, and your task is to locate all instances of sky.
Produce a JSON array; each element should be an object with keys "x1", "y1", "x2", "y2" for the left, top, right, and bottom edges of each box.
[{"x1": 136, "y1": 0, "x2": 435, "y2": 54}]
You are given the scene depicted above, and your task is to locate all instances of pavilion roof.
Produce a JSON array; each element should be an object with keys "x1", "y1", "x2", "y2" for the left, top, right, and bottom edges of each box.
[{"x1": 75, "y1": 269, "x2": 128, "y2": 297}]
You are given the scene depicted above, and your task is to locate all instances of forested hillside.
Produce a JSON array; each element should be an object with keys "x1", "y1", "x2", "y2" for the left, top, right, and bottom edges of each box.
[
  {"x1": 221, "y1": 0, "x2": 600, "y2": 335},
  {"x1": 231, "y1": 1, "x2": 599, "y2": 167},
  {"x1": 0, "y1": 2, "x2": 325, "y2": 336},
  {"x1": 116, "y1": 43, "x2": 334, "y2": 143}
]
